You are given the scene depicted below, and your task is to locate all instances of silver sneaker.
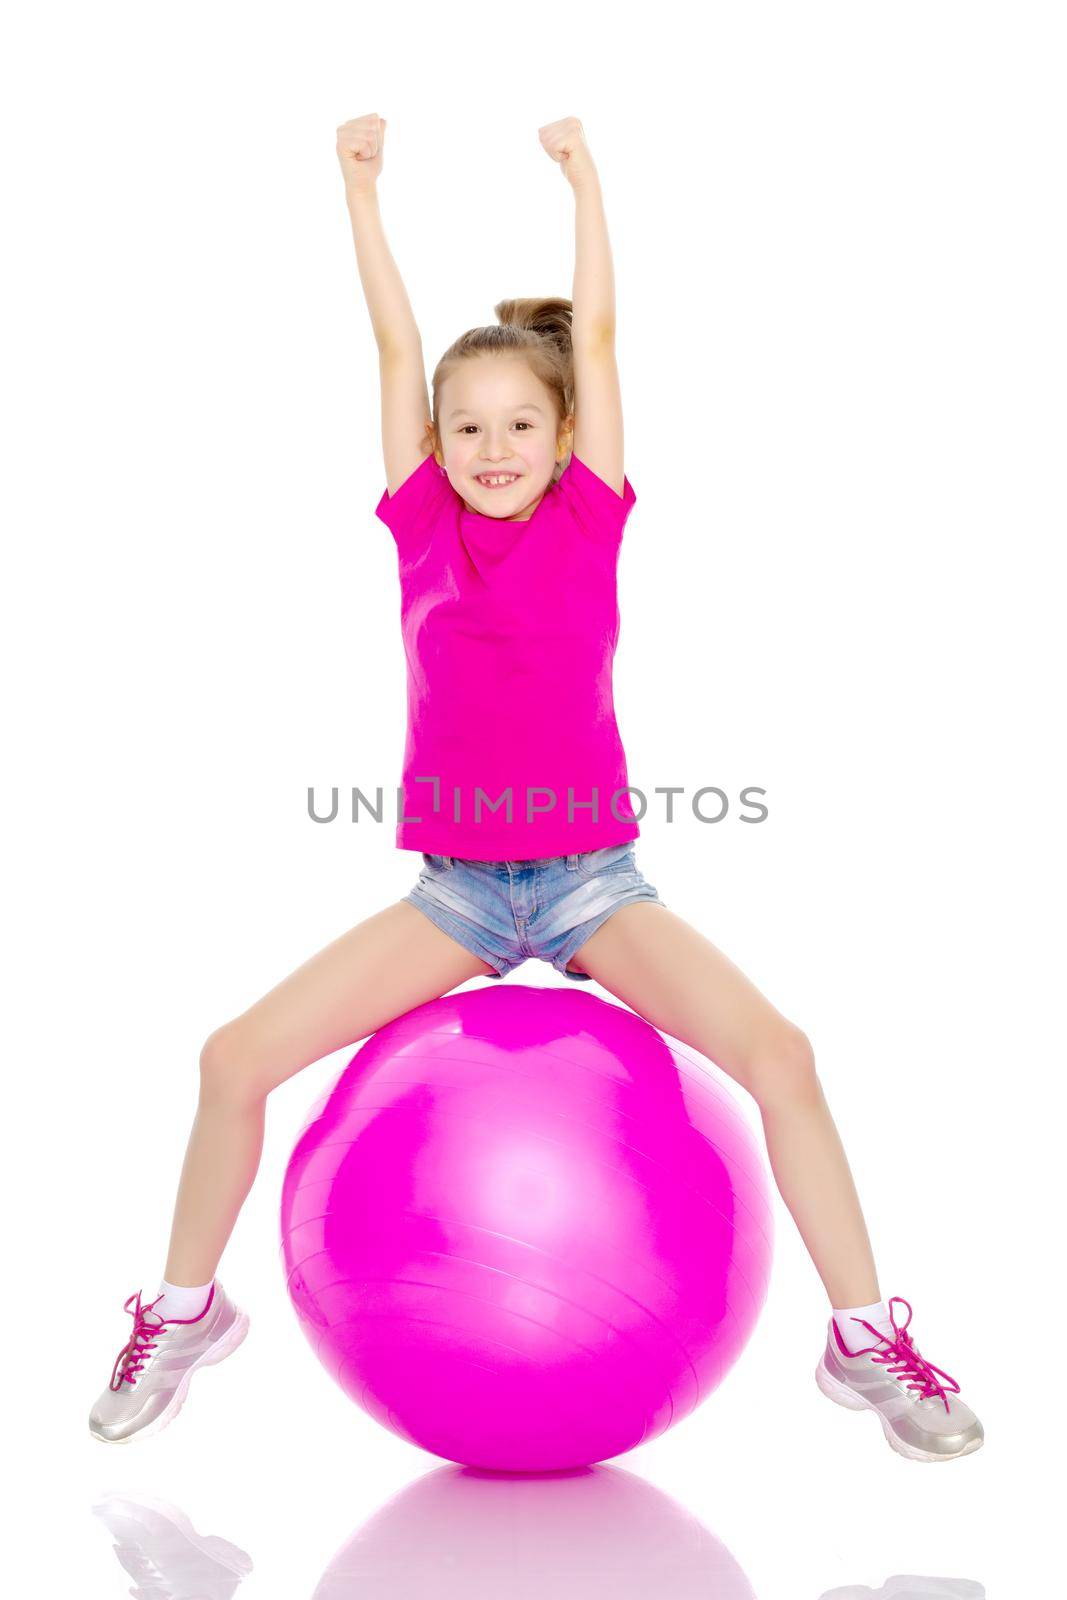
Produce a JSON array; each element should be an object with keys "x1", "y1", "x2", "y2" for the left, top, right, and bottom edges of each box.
[
  {"x1": 815, "y1": 1296, "x2": 984, "y2": 1463},
  {"x1": 89, "y1": 1280, "x2": 249, "y2": 1444}
]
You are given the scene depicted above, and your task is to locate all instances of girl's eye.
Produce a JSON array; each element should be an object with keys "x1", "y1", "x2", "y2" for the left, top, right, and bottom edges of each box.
[{"x1": 458, "y1": 422, "x2": 534, "y2": 434}]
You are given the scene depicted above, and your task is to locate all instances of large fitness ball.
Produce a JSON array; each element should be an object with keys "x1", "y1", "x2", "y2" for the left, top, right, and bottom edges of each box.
[{"x1": 279, "y1": 983, "x2": 773, "y2": 1471}]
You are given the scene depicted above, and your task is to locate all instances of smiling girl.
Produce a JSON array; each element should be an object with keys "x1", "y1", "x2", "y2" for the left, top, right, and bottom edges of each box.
[{"x1": 90, "y1": 114, "x2": 982, "y2": 1464}]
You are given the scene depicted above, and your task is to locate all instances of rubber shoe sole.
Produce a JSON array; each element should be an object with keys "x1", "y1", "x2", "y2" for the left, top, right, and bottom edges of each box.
[
  {"x1": 89, "y1": 1308, "x2": 250, "y2": 1445},
  {"x1": 815, "y1": 1355, "x2": 984, "y2": 1463}
]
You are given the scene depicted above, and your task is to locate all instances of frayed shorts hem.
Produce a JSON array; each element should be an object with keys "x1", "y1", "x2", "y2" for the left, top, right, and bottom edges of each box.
[
  {"x1": 549, "y1": 886, "x2": 662, "y2": 979},
  {"x1": 401, "y1": 878, "x2": 663, "y2": 983},
  {"x1": 401, "y1": 892, "x2": 512, "y2": 977}
]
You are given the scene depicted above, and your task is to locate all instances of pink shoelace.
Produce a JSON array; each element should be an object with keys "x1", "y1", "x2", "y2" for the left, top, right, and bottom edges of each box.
[
  {"x1": 844, "y1": 1295, "x2": 961, "y2": 1412},
  {"x1": 109, "y1": 1290, "x2": 170, "y2": 1391}
]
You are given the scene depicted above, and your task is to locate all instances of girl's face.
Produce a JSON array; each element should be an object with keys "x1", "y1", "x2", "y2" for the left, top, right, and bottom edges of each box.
[{"x1": 437, "y1": 356, "x2": 570, "y2": 521}]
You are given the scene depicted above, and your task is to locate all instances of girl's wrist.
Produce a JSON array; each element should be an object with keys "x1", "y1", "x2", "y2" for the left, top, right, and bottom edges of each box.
[
  {"x1": 345, "y1": 182, "x2": 380, "y2": 209},
  {"x1": 567, "y1": 165, "x2": 602, "y2": 199}
]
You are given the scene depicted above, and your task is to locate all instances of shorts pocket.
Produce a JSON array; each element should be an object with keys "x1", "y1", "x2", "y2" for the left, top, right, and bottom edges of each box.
[{"x1": 574, "y1": 843, "x2": 637, "y2": 881}]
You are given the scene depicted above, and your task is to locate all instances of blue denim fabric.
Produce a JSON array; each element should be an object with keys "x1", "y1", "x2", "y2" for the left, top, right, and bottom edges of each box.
[{"x1": 402, "y1": 842, "x2": 663, "y2": 980}]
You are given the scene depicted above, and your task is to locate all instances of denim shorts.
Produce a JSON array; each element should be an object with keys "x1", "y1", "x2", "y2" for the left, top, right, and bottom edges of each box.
[{"x1": 402, "y1": 841, "x2": 664, "y2": 980}]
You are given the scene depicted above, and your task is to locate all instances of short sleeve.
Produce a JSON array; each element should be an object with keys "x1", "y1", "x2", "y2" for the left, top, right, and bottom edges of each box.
[
  {"x1": 374, "y1": 454, "x2": 455, "y2": 552},
  {"x1": 557, "y1": 452, "x2": 637, "y2": 543}
]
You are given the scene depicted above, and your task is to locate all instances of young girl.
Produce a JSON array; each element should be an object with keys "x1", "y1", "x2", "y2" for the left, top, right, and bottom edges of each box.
[{"x1": 90, "y1": 114, "x2": 982, "y2": 1463}]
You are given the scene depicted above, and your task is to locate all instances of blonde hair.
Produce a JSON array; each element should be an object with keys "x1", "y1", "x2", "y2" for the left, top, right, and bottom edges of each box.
[{"x1": 428, "y1": 297, "x2": 575, "y2": 481}]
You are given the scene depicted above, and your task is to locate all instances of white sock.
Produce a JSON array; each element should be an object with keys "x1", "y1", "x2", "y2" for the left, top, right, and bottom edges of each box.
[
  {"x1": 153, "y1": 1277, "x2": 214, "y2": 1322},
  {"x1": 832, "y1": 1297, "x2": 895, "y2": 1353}
]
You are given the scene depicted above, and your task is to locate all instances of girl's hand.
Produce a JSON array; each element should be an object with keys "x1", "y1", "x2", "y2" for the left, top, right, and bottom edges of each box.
[
  {"x1": 538, "y1": 116, "x2": 597, "y2": 188},
  {"x1": 336, "y1": 114, "x2": 387, "y2": 196}
]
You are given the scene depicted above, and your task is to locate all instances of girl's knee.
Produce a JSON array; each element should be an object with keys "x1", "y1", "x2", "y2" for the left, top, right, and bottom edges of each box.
[
  {"x1": 199, "y1": 1022, "x2": 261, "y2": 1104},
  {"x1": 748, "y1": 1024, "x2": 819, "y2": 1107}
]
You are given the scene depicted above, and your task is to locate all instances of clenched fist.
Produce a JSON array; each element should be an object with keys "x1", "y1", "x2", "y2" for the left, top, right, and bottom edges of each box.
[
  {"x1": 336, "y1": 114, "x2": 387, "y2": 195},
  {"x1": 538, "y1": 117, "x2": 596, "y2": 188}
]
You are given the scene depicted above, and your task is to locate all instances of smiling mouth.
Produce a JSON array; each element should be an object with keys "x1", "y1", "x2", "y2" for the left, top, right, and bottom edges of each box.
[{"x1": 475, "y1": 473, "x2": 521, "y2": 488}]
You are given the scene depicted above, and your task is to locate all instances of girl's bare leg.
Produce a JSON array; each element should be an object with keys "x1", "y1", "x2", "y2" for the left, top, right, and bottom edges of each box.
[
  {"x1": 564, "y1": 903, "x2": 880, "y2": 1308},
  {"x1": 163, "y1": 901, "x2": 497, "y2": 1286}
]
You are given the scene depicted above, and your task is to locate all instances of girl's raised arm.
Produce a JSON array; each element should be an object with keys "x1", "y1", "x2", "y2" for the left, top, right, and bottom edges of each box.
[
  {"x1": 539, "y1": 117, "x2": 625, "y2": 498},
  {"x1": 336, "y1": 114, "x2": 432, "y2": 498}
]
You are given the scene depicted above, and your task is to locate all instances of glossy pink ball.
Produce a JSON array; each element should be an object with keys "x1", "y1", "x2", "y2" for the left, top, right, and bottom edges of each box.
[{"x1": 279, "y1": 983, "x2": 773, "y2": 1471}]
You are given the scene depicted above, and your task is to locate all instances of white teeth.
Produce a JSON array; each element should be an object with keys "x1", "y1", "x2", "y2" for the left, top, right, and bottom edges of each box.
[{"x1": 478, "y1": 474, "x2": 517, "y2": 486}]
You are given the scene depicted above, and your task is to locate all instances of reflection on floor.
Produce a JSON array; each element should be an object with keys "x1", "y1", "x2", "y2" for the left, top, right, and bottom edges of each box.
[
  {"x1": 90, "y1": 1478, "x2": 984, "y2": 1599},
  {"x1": 91, "y1": 1492, "x2": 252, "y2": 1598},
  {"x1": 819, "y1": 1583, "x2": 985, "y2": 1599}
]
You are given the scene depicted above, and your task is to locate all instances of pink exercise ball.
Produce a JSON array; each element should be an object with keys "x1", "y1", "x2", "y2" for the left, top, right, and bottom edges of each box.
[{"x1": 279, "y1": 983, "x2": 773, "y2": 1472}]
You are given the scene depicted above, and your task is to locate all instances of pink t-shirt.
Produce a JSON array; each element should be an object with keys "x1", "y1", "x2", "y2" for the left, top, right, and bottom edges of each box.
[{"x1": 375, "y1": 451, "x2": 641, "y2": 861}]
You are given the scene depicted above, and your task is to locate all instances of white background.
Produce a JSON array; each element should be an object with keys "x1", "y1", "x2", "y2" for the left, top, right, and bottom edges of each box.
[{"x1": 4, "y1": 2, "x2": 1063, "y2": 1595}]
